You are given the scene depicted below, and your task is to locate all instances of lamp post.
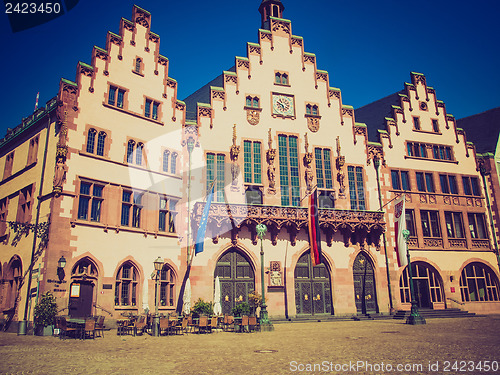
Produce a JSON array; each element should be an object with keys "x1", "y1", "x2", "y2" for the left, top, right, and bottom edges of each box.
[
  {"x1": 403, "y1": 229, "x2": 426, "y2": 325},
  {"x1": 57, "y1": 256, "x2": 66, "y2": 282},
  {"x1": 256, "y1": 223, "x2": 274, "y2": 331},
  {"x1": 153, "y1": 256, "x2": 163, "y2": 336}
]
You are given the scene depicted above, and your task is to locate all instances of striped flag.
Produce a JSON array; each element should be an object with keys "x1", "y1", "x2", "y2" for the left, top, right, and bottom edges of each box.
[
  {"x1": 394, "y1": 194, "x2": 408, "y2": 267},
  {"x1": 308, "y1": 188, "x2": 322, "y2": 266},
  {"x1": 34, "y1": 92, "x2": 39, "y2": 111},
  {"x1": 194, "y1": 181, "x2": 215, "y2": 255}
]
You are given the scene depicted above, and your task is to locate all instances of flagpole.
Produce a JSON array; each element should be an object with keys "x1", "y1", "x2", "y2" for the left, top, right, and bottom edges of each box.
[{"x1": 403, "y1": 229, "x2": 426, "y2": 325}]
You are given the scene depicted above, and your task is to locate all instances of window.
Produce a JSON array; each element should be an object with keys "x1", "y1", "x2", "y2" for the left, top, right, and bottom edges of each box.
[
  {"x1": 27, "y1": 136, "x2": 39, "y2": 164},
  {"x1": 96, "y1": 132, "x2": 106, "y2": 156},
  {"x1": 315, "y1": 148, "x2": 333, "y2": 205},
  {"x1": 245, "y1": 96, "x2": 260, "y2": 108},
  {"x1": 420, "y1": 210, "x2": 441, "y2": 238},
  {"x1": 405, "y1": 209, "x2": 416, "y2": 237},
  {"x1": 462, "y1": 176, "x2": 480, "y2": 196},
  {"x1": 275, "y1": 72, "x2": 288, "y2": 85},
  {"x1": 406, "y1": 142, "x2": 427, "y2": 158},
  {"x1": 413, "y1": 117, "x2": 421, "y2": 130},
  {"x1": 468, "y1": 213, "x2": 487, "y2": 239},
  {"x1": 0, "y1": 198, "x2": 7, "y2": 237},
  {"x1": 115, "y1": 263, "x2": 138, "y2": 306},
  {"x1": 444, "y1": 212, "x2": 464, "y2": 238},
  {"x1": 159, "y1": 264, "x2": 176, "y2": 307},
  {"x1": 416, "y1": 172, "x2": 435, "y2": 193},
  {"x1": 278, "y1": 135, "x2": 300, "y2": 206},
  {"x1": 126, "y1": 140, "x2": 144, "y2": 165},
  {"x1": 77, "y1": 181, "x2": 104, "y2": 222},
  {"x1": 244, "y1": 141, "x2": 262, "y2": 184},
  {"x1": 108, "y1": 86, "x2": 125, "y2": 108},
  {"x1": 306, "y1": 104, "x2": 319, "y2": 116},
  {"x1": 348, "y1": 166, "x2": 365, "y2": 210},
  {"x1": 16, "y1": 185, "x2": 33, "y2": 223},
  {"x1": 86, "y1": 129, "x2": 96, "y2": 153},
  {"x1": 460, "y1": 263, "x2": 499, "y2": 302},
  {"x1": 86, "y1": 129, "x2": 106, "y2": 156},
  {"x1": 440, "y1": 174, "x2": 458, "y2": 194},
  {"x1": 145, "y1": 99, "x2": 160, "y2": 120},
  {"x1": 206, "y1": 153, "x2": 226, "y2": 202},
  {"x1": 432, "y1": 119, "x2": 439, "y2": 133},
  {"x1": 391, "y1": 170, "x2": 410, "y2": 191},
  {"x1": 121, "y1": 190, "x2": 143, "y2": 228},
  {"x1": 162, "y1": 150, "x2": 169, "y2": 173},
  {"x1": 170, "y1": 153, "x2": 177, "y2": 174},
  {"x1": 245, "y1": 186, "x2": 263, "y2": 205},
  {"x1": 159, "y1": 196, "x2": 177, "y2": 233},
  {"x1": 135, "y1": 58, "x2": 141, "y2": 73},
  {"x1": 3, "y1": 152, "x2": 14, "y2": 179},
  {"x1": 432, "y1": 145, "x2": 453, "y2": 161}
]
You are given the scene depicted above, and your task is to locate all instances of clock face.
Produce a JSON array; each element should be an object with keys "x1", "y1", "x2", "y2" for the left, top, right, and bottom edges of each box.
[{"x1": 272, "y1": 94, "x2": 294, "y2": 116}]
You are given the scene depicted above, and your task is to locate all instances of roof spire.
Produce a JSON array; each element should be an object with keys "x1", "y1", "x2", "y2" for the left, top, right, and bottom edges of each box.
[{"x1": 259, "y1": 0, "x2": 285, "y2": 30}]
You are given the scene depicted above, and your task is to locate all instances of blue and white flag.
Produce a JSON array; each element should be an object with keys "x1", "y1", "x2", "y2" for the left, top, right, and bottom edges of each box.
[{"x1": 194, "y1": 182, "x2": 215, "y2": 255}]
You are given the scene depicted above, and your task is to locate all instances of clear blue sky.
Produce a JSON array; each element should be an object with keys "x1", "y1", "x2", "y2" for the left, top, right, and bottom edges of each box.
[{"x1": 1, "y1": 0, "x2": 499, "y2": 138}]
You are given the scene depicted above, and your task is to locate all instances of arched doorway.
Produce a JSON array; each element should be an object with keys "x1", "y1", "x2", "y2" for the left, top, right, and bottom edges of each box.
[
  {"x1": 353, "y1": 252, "x2": 378, "y2": 314},
  {"x1": 294, "y1": 251, "x2": 332, "y2": 315},
  {"x1": 400, "y1": 262, "x2": 444, "y2": 309},
  {"x1": 69, "y1": 258, "x2": 98, "y2": 318},
  {"x1": 215, "y1": 248, "x2": 255, "y2": 315}
]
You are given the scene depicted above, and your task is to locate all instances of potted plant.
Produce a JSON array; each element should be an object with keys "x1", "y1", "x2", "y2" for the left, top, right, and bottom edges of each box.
[
  {"x1": 191, "y1": 298, "x2": 213, "y2": 318},
  {"x1": 231, "y1": 302, "x2": 251, "y2": 317},
  {"x1": 33, "y1": 292, "x2": 58, "y2": 336},
  {"x1": 248, "y1": 291, "x2": 264, "y2": 315}
]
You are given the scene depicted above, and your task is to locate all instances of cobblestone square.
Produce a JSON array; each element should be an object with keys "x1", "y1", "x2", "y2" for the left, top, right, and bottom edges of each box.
[{"x1": 1, "y1": 316, "x2": 500, "y2": 375}]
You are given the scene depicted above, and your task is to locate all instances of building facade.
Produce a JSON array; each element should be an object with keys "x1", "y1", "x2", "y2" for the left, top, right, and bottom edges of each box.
[{"x1": 1, "y1": 1, "x2": 499, "y2": 331}]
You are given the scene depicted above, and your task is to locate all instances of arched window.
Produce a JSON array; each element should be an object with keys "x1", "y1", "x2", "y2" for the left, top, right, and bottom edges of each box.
[
  {"x1": 115, "y1": 262, "x2": 139, "y2": 306},
  {"x1": 162, "y1": 150, "x2": 170, "y2": 173},
  {"x1": 127, "y1": 140, "x2": 135, "y2": 163},
  {"x1": 96, "y1": 132, "x2": 106, "y2": 156},
  {"x1": 3, "y1": 257, "x2": 22, "y2": 310},
  {"x1": 282, "y1": 73, "x2": 288, "y2": 85},
  {"x1": 275, "y1": 73, "x2": 281, "y2": 84},
  {"x1": 86, "y1": 129, "x2": 96, "y2": 153},
  {"x1": 170, "y1": 153, "x2": 177, "y2": 174},
  {"x1": 72, "y1": 258, "x2": 98, "y2": 278},
  {"x1": 312, "y1": 105, "x2": 318, "y2": 116},
  {"x1": 136, "y1": 143, "x2": 143, "y2": 165},
  {"x1": 159, "y1": 264, "x2": 176, "y2": 307},
  {"x1": 306, "y1": 104, "x2": 312, "y2": 115},
  {"x1": 252, "y1": 97, "x2": 259, "y2": 108},
  {"x1": 135, "y1": 58, "x2": 141, "y2": 73},
  {"x1": 460, "y1": 262, "x2": 499, "y2": 302},
  {"x1": 246, "y1": 96, "x2": 252, "y2": 107}
]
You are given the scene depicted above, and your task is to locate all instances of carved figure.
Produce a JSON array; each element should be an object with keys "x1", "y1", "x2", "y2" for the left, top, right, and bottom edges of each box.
[
  {"x1": 53, "y1": 157, "x2": 68, "y2": 189},
  {"x1": 305, "y1": 166, "x2": 313, "y2": 192}
]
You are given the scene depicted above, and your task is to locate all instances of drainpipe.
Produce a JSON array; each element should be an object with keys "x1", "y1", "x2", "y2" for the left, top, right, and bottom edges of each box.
[
  {"x1": 18, "y1": 112, "x2": 52, "y2": 335},
  {"x1": 374, "y1": 157, "x2": 394, "y2": 312},
  {"x1": 479, "y1": 162, "x2": 500, "y2": 272}
]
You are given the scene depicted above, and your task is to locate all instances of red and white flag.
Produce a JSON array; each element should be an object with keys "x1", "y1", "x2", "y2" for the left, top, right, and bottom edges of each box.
[
  {"x1": 394, "y1": 194, "x2": 408, "y2": 267},
  {"x1": 34, "y1": 92, "x2": 39, "y2": 112}
]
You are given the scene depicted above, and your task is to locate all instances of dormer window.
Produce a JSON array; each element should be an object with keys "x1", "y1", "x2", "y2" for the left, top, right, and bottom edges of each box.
[{"x1": 275, "y1": 72, "x2": 289, "y2": 86}]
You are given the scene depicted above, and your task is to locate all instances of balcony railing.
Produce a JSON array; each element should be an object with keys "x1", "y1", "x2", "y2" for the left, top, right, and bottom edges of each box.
[{"x1": 192, "y1": 202, "x2": 385, "y2": 248}]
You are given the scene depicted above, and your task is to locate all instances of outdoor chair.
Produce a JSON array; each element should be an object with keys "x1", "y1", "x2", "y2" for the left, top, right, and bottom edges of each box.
[
  {"x1": 248, "y1": 316, "x2": 258, "y2": 332},
  {"x1": 82, "y1": 317, "x2": 96, "y2": 340},
  {"x1": 187, "y1": 315, "x2": 195, "y2": 333},
  {"x1": 207, "y1": 316, "x2": 218, "y2": 333},
  {"x1": 133, "y1": 315, "x2": 147, "y2": 336},
  {"x1": 159, "y1": 317, "x2": 170, "y2": 336},
  {"x1": 95, "y1": 316, "x2": 105, "y2": 337},
  {"x1": 224, "y1": 315, "x2": 235, "y2": 332},
  {"x1": 173, "y1": 316, "x2": 188, "y2": 335},
  {"x1": 59, "y1": 317, "x2": 78, "y2": 339},
  {"x1": 195, "y1": 315, "x2": 209, "y2": 334},
  {"x1": 240, "y1": 315, "x2": 249, "y2": 333}
]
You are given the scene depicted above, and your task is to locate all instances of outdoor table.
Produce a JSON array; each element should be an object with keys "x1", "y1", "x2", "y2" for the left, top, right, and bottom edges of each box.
[
  {"x1": 66, "y1": 317, "x2": 86, "y2": 339},
  {"x1": 116, "y1": 319, "x2": 129, "y2": 336},
  {"x1": 233, "y1": 317, "x2": 243, "y2": 332}
]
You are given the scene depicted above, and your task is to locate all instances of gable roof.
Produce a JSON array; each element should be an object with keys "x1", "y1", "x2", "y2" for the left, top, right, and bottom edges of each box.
[{"x1": 456, "y1": 107, "x2": 500, "y2": 154}]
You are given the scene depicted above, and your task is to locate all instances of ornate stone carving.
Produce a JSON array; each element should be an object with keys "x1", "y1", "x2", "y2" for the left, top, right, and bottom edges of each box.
[
  {"x1": 342, "y1": 108, "x2": 354, "y2": 117},
  {"x1": 230, "y1": 125, "x2": 240, "y2": 191},
  {"x1": 237, "y1": 59, "x2": 250, "y2": 69},
  {"x1": 303, "y1": 134, "x2": 314, "y2": 193},
  {"x1": 246, "y1": 109, "x2": 260, "y2": 125},
  {"x1": 336, "y1": 136, "x2": 346, "y2": 198},
  {"x1": 316, "y1": 72, "x2": 327, "y2": 82},
  {"x1": 304, "y1": 54, "x2": 315, "y2": 64},
  {"x1": 271, "y1": 19, "x2": 291, "y2": 34},
  {"x1": 212, "y1": 90, "x2": 225, "y2": 100},
  {"x1": 225, "y1": 74, "x2": 237, "y2": 85},
  {"x1": 249, "y1": 45, "x2": 261, "y2": 54},
  {"x1": 198, "y1": 106, "x2": 212, "y2": 118},
  {"x1": 307, "y1": 117, "x2": 319, "y2": 132},
  {"x1": 267, "y1": 129, "x2": 276, "y2": 194}
]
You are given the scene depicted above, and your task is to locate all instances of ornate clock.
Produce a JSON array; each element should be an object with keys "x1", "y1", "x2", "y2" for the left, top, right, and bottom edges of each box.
[{"x1": 272, "y1": 94, "x2": 294, "y2": 117}]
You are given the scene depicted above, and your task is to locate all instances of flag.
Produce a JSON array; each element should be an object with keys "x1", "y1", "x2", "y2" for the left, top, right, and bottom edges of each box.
[
  {"x1": 394, "y1": 194, "x2": 408, "y2": 267},
  {"x1": 34, "y1": 92, "x2": 39, "y2": 112},
  {"x1": 194, "y1": 181, "x2": 215, "y2": 255},
  {"x1": 308, "y1": 188, "x2": 322, "y2": 266}
]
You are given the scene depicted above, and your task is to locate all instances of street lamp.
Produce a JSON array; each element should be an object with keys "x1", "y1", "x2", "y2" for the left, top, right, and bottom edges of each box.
[
  {"x1": 153, "y1": 256, "x2": 163, "y2": 336},
  {"x1": 57, "y1": 256, "x2": 67, "y2": 282},
  {"x1": 256, "y1": 223, "x2": 274, "y2": 331},
  {"x1": 403, "y1": 229, "x2": 426, "y2": 325}
]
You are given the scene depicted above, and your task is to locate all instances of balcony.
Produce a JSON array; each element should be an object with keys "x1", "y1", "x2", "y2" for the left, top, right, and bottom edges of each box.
[{"x1": 192, "y1": 202, "x2": 385, "y2": 248}]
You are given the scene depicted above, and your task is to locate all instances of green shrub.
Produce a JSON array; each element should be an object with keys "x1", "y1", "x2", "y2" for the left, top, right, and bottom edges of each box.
[
  {"x1": 33, "y1": 292, "x2": 58, "y2": 327},
  {"x1": 191, "y1": 298, "x2": 213, "y2": 317},
  {"x1": 232, "y1": 302, "x2": 251, "y2": 317}
]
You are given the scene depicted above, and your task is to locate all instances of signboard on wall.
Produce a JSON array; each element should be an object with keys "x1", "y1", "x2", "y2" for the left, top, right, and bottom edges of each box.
[{"x1": 70, "y1": 283, "x2": 80, "y2": 298}]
